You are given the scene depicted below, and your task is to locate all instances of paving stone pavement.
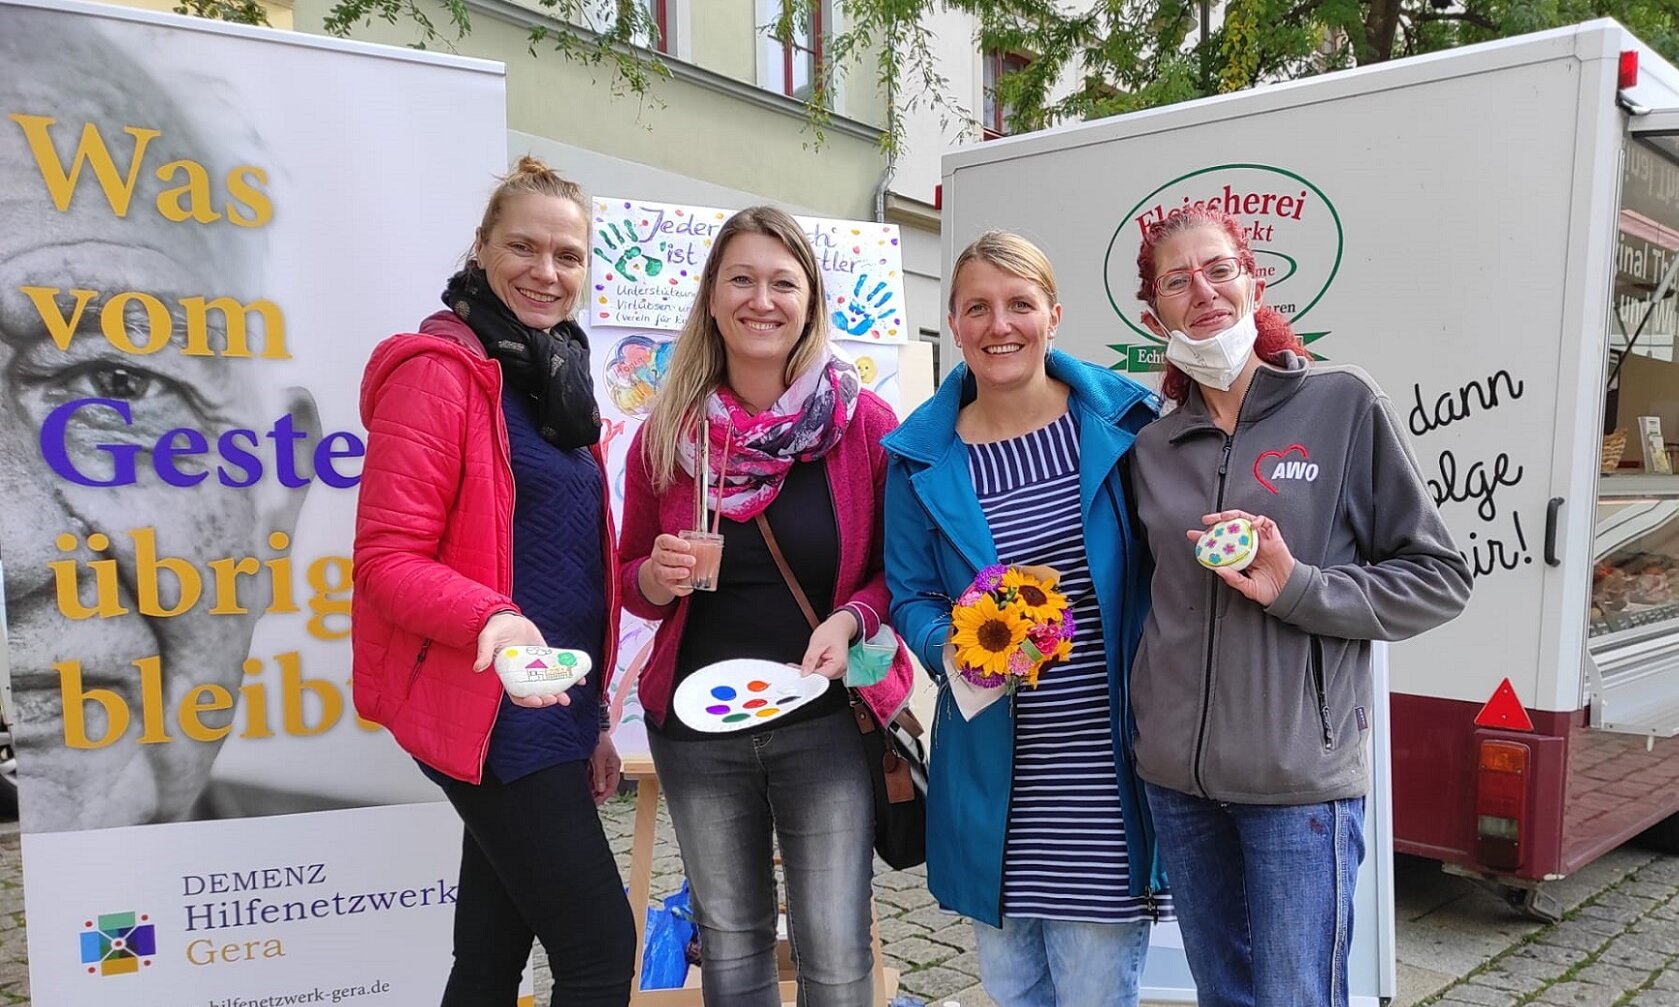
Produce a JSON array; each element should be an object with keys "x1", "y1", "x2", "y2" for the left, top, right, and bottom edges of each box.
[{"x1": 0, "y1": 797, "x2": 1674, "y2": 1007}]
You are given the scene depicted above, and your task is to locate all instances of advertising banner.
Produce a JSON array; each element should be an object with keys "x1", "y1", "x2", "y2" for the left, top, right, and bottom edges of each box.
[{"x1": 0, "y1": 0, "x2": 508, "y2": 1001}]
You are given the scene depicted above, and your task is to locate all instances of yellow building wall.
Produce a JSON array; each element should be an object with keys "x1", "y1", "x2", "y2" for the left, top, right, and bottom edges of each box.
[
  {"x1": 290, "y1": 0, "x2": 888, "y2": 219},
  {"x1": 113, "y1": 0, "x2": 294, "y2": 29}
]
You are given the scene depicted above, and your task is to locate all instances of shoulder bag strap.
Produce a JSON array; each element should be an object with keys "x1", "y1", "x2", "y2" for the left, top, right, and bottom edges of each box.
[{"x1": 753, "y1": 513, "x2": 821, "y2": 631}]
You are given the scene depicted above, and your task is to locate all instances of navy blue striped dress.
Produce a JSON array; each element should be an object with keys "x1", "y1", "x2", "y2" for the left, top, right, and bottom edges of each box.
[{"x1": 968, "y1": 412, "x2": 1167, "y2": 924}]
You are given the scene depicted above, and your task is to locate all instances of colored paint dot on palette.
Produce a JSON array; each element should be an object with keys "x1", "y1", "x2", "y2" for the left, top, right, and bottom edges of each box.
[
  {"x1": 743, "y1": 699, "x2": 767, "y2": 710},
  {"x1": 723, "y1": 713, "x2": 751, "y2": 723},
  {"x1": 705, "y1": 704, "x2": 731, "y2": 715},
  {"x1": 747, "y1": 680, "x2": 770, "y2": 692},
  {"x1": 755, "y1": 708, "x2": 781, "y2": 717},
  {"x1": 776, "y1": 695, "x2": 799, "y2": 705},
  {"x1": 711, "y1": 686, "x2": 738, "y2": 701}
]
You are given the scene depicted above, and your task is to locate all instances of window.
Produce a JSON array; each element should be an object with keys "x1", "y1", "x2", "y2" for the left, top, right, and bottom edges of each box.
[
  {"x1": 919, "y1": 328, "x2": 942, "y2": 383},
  {"x1": 757, "y1": 0, "x2": 828, "y2": 103},
  {"x1": 782, "y1": 1, "x2": 822, "y2": 102},
  {"x1": 583, "y1": 0, "x2": 668, "y2": 53},
  {"x1": 982, "y1": 50, "x2": 1031, "y2": 139}
]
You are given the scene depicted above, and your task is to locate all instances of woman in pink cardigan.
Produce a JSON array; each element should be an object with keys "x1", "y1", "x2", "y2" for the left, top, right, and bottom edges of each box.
[{"x1": 619, "y1": 206, "x2": 910, "y2": 1007}]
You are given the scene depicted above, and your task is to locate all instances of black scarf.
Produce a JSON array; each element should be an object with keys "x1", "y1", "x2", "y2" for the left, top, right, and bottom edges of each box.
[{"x1": 442, "y1": 267, "x2": 602, "y2": 451}]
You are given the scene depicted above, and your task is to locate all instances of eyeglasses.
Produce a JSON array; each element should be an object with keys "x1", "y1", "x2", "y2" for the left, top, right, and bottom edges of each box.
[{"x1": 1153, "y1": 257, "x2": 1244, "y2": 298}]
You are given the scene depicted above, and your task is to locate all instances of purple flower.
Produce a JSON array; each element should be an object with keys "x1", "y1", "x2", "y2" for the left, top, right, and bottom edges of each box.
[
  {"x1": 959, "y1": 665, "x2": 1007, "y2": 689},
  {"x1": 1059, "y1": 610, "x2": 1078, "y2": 641},
  {"x1": 972, "y1": 565, "x2": 1007, "y2": 593}
]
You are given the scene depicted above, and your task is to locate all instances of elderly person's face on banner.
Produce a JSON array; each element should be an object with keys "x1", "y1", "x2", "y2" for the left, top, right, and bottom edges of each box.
[{"x1": 0, "y1": 16, "x2": 317, "y2": 831}]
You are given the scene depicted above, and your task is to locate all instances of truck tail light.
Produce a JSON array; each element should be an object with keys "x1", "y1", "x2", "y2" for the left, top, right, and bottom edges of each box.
[
  {"x1": 1476, "y1": 739, "x2": 1530, "y2": 871},
  {"x1": 1621, "y1": 50, "x2": 1639, "y2": 90}
]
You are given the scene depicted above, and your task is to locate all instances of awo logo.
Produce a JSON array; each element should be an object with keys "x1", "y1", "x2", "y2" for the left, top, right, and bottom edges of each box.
[
  {"x1": 1255, "y1": 444, "x2": 1318, "y2": 494},
  {"x1": 1102, "y1": 164, "x2": 1344, "y2": 372},
  {"x1": 80, "y1": 911, "x2": 156, "y2": 976}
]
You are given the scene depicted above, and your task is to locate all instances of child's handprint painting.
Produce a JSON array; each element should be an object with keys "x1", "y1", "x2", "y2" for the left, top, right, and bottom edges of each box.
[
  {"x1": 806, "y1": 217, "x2": 907, "y2": 343},
  {"x1": 590, "y1": 197, "x2": 908, "y2": 343}
]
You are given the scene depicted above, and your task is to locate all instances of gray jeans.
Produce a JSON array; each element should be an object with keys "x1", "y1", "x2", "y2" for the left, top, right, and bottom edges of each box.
[{"x1": 647, "y1": 707, "x2": 876, "y2": 1007}]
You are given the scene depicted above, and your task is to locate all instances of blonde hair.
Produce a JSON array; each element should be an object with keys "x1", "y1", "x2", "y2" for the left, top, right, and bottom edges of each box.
[
  {"x1": 947, "y1": 230, "x2": 1060, "y2": 314},
  {"x1": 640, "y1": 205, "x2": 831, "y2": 490},
  {"x1": 477, "y1": 154, "x2": 588, "y2": 239}
]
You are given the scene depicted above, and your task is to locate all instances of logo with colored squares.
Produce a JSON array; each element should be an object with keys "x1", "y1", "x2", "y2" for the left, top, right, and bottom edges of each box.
[{"x1": 80, "y1": 911, "x2": 156, "y2": 976}]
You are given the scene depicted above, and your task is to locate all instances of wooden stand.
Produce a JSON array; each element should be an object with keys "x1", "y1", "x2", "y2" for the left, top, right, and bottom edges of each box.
[{"x1": 622, "y1": 755, "x2": 899, "y2": 1006}]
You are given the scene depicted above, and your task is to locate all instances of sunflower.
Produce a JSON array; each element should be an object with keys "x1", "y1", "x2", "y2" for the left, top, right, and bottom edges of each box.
[
  {"x1": 950, "y1": 594, "x2": 1030, "y2": 679},
  {"x1": 1000, "y1": 568, "x2": 1069, "y2": 623}
]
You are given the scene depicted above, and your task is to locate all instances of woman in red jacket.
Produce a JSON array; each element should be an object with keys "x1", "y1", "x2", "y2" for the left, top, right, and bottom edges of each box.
[
  {"x1": 352, "y1": 157, "x2": 633, "y2": 1007},
  {"x1": 619, "y1": 206, "x2": 912, "y2": 1007}
]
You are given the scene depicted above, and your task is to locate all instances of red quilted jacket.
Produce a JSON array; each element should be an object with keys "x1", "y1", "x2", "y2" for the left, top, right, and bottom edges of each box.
[{"x1": 351, "y1": 310, "x2": 620, "y2": 783}]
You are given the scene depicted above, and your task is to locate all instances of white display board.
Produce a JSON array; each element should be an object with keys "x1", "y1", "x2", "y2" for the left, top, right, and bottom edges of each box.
[{"x1": 0, "y1": 1, "x2": 509, "y2": 1001}]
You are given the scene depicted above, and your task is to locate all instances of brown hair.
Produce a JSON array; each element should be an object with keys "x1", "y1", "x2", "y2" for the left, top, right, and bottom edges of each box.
[
  {"x1": 948, "y1": 230, "x2": 1059, "y2": 315},
  {"x1": 639, "y1": 205, "x2": 832, "y2": 490},
  {"x1": 1135, "y1": 206, "x2": 1306, "y2": 405}
]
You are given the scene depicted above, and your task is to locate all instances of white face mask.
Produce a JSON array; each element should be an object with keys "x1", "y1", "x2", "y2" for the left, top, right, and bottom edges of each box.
[{"x1": 1164, "y1": 309, "x2": 1258, "y2": 392}]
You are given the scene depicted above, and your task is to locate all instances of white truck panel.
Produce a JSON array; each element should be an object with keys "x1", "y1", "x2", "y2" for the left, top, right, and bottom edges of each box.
[{"x1": 942, "y1": 24, "x2": 1639, "y2": 711}]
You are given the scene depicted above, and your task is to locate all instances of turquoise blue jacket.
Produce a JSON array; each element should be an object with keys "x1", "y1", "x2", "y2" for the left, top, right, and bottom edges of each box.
[{"x1": 881, "y1": 349, "x2": 1166, "y2": 926}]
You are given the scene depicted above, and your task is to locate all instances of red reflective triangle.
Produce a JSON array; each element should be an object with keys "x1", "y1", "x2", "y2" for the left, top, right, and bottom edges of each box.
[{"x1": 1474, "y1": 678, "x2": 1535, "y2": 732}]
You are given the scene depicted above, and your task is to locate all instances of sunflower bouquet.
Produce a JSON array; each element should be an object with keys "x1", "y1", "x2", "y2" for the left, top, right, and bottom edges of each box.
[{"x1": 949, "y1": 564, "x2": 1075, "y2": 692}]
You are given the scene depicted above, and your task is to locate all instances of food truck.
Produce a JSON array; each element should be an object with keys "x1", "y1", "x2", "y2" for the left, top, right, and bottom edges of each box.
[{"x1": 940, "y1": 20, "x2": 1679, "y2": 914}]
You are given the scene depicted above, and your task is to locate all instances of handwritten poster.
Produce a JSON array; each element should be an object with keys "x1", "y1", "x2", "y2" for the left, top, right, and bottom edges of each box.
[{"x1": 590, "y1": 197, "x2": 908, "y2": 342}]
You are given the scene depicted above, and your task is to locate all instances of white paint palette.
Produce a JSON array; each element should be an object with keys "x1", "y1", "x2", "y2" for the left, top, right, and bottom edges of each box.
[
  {"x1": 492, "y1": 645, "x2": 590, "y2": 699},
  {"x1": 672, "y1": 659, "x2": 831, "y2": 733},
  {"x1": 1195, "y1": 518, "x2": 1258, "y2": 572}
]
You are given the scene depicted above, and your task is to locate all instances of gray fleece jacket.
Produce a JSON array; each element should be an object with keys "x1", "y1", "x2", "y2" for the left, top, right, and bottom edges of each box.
[{"x1": 1129, "y1": 354, "x2": 1472, "y2": 804}]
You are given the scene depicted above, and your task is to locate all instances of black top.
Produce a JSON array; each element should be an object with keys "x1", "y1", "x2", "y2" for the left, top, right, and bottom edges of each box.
[{"x1": 658, "y1": 459, "x2": 846, "y2": 740}]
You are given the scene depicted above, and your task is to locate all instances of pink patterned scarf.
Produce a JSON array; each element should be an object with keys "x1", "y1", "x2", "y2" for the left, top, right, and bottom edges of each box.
[{"x1": 679, "y1": 356, "x2": 861, "y2": 520}]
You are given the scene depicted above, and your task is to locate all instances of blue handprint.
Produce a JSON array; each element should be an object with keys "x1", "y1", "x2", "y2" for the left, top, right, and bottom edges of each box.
[
  {"x1": 594, "y1": 219, "x2": 666, "y2": 279},
  {"x1": 832, "y1": 274, "x2": 895, "y2": 337}
]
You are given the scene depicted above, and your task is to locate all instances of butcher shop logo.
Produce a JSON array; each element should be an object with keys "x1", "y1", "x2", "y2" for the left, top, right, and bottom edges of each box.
[{"x1": 1103, "y1": 164, "x2": 1343, "y2": 372}]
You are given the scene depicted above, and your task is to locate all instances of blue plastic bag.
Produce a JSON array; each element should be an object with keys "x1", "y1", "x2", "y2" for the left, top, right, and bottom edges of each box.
[{"x1": 640, "y1": 880, "x2": 697, "y2": 990}]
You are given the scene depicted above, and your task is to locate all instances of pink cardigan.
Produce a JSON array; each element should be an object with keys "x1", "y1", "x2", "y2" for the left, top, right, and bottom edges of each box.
[{"x1": 618, "y1": 390, "x2": 913, "y2": 729}]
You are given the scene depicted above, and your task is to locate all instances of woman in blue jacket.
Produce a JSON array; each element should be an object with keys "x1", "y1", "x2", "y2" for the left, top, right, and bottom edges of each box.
[{"x1": 883, "y1": 231, "x2": 1168, "y2": 1007}]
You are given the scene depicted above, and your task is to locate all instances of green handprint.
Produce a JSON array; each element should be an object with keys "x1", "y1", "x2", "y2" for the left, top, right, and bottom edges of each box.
[{"x1": 594, "y1": 219, "x2": 666, "y2": 279}]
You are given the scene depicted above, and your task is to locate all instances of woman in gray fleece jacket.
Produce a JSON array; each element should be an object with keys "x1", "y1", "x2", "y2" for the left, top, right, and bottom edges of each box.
[{"x1": 1127, "y1": 206, "x2": 1472, "y2": 1007}]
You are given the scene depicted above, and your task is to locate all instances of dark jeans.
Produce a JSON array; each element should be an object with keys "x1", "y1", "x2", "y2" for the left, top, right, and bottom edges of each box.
[
  {"x1": 647, "y1": 708, "x2": 876, "y2": 1007},
  {"x1": 438, "y1": 759, "x2": 635, "y2": 1007},
  {"x1": 1144, "y1": 781, "x2": 1366, "y2": 1007}
]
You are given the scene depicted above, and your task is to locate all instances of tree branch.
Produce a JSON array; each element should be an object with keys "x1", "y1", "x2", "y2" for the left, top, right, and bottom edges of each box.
[{"x1": 1416, "y1": 10, "x2": 1499, "y2": 31}]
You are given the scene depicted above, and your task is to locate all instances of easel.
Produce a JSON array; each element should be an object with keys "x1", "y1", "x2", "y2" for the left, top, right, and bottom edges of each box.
[{"x1": 621, "y1": 755, "x2": 900, "y2": 1006}]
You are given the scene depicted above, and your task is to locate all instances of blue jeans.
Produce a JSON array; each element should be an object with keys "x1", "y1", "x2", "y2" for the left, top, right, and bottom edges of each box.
[
  {"x1": 647, "y1": 709, "x2": 875, "y2": 1007},
  {"x1": 971, "y1": 916, "x2": 1151, "y2": 1007},
  {"x1": 1144, "y1": 782, "x2": 1365, "y2": 1007}
]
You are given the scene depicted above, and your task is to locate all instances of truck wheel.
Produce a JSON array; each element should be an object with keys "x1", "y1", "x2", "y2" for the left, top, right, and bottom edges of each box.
[{"x1": 1636, "y1": 813, "x2": 1679, "y2": 854}]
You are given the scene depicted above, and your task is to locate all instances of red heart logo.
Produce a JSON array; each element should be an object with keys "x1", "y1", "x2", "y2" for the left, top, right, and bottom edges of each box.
[{"x1": 1253, "y1": 443, "x2": 1309, "y2": 495}]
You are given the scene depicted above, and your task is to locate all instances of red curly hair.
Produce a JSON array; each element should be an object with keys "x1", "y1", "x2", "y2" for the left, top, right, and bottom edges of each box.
[{"x1": 1135, "y1": 205, "x2": 1307, "y2": 405}]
